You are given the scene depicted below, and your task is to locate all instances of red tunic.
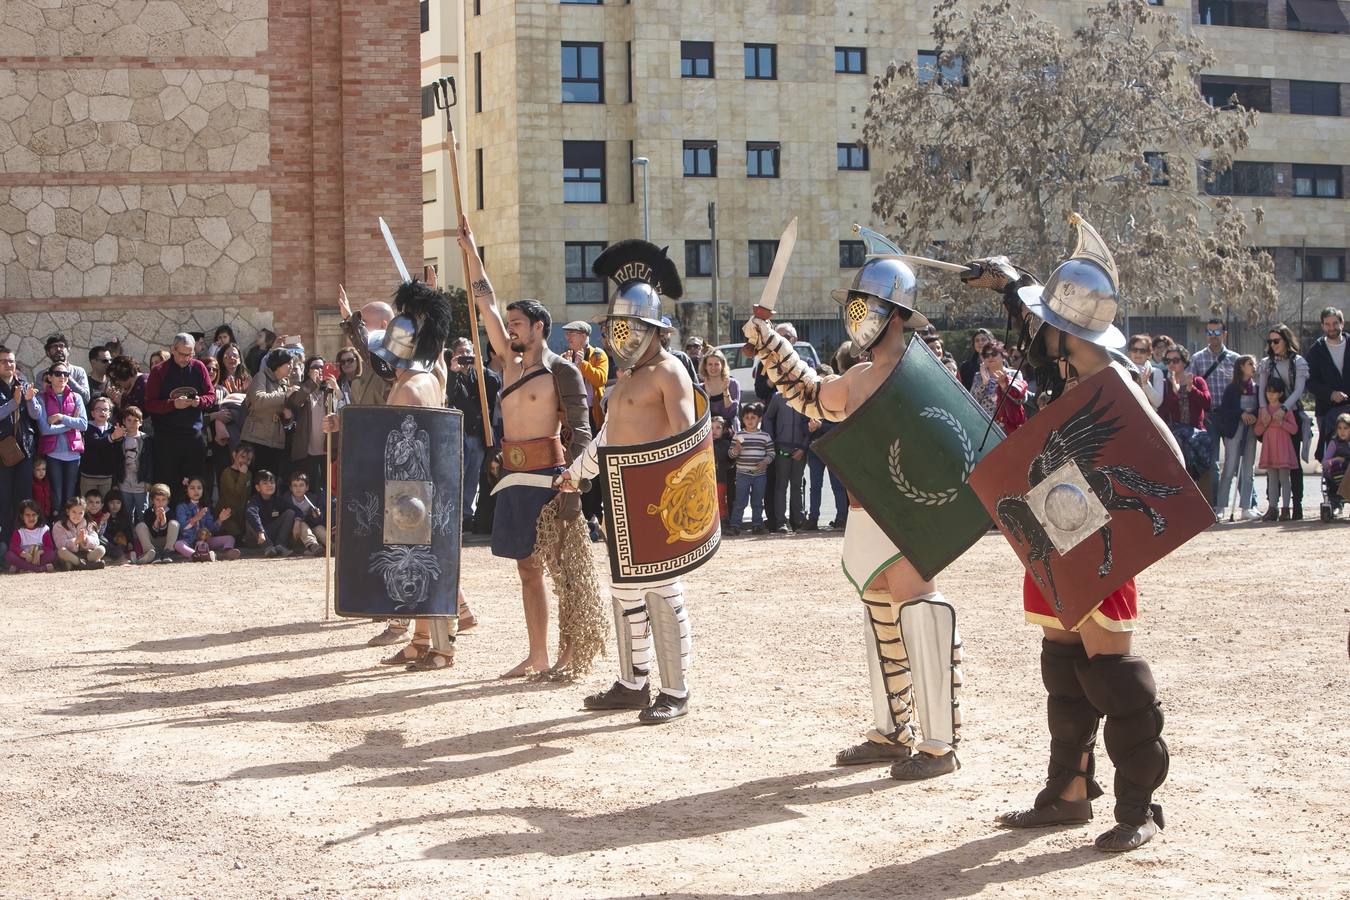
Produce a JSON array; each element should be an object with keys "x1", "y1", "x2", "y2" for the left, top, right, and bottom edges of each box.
[{"x1": 1023, "y1": 571, "x2": 1137, "y2": 632}]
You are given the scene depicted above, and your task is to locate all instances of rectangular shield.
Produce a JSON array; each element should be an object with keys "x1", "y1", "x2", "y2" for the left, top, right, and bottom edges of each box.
[
  {"x1": 967, "y1": 365, "x2": 1213, "y2": 631},
  {"x1": 600, "y1": 387, "x2": 721, "y2": 584},
  {"x1": 813, "y1": 335, "x2": 1004, "y2": 581},
  {"x1": 336, "y1": 405, "x2": 462, "y2": 618}
]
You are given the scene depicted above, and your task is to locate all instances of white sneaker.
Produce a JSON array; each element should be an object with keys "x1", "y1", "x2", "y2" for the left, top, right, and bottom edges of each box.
[
  {"x1": 138, "y1": 548, "x2": 156, "y2": 564},
  {"x1": 1241, "y1": 508, "x2": 1262, "y2": 521},
  {"x1": 1213, "y1": 507, "x2": 1228, "y2": 520}
]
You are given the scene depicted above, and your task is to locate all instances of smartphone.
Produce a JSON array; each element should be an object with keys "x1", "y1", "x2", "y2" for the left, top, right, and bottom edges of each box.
[{"x1": 323, "y1": 362, "x2": 340, "y2": 381}]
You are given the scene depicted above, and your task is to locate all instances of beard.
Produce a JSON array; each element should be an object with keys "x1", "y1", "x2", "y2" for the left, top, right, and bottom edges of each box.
[{"x1": 509, "y1": 339, "x2": 526, "y2": 353}]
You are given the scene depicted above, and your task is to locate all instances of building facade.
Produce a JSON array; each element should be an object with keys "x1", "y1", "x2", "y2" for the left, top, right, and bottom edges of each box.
[
  {"x1": 438, "y1": 0, "x2": 1348, "y2": 353},
  {"x1": 0, "y1": 0, "x2": 423, "y2": 370}
]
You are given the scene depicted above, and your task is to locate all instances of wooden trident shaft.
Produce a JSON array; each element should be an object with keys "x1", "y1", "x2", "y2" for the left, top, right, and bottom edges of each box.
[{"x1": 435, "y1": 76, "x2": 494, "y2": 448}]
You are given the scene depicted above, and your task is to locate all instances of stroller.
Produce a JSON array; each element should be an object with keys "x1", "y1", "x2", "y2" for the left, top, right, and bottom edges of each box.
[{"x1": 1319, "y1": 404, "x2": 1350, "y2": 523}]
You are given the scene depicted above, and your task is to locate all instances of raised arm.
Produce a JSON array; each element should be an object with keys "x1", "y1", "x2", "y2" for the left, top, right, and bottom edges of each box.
[
  {"x1": 456, "y1": 215, "x2": 510, "y2": 363},
  {"x1": 742, "y1": 318, "x2": 848, "y2": 421}
]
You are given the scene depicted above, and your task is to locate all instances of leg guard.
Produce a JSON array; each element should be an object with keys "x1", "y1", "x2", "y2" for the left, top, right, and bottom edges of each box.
[
  {"x1": 1034, "y1": 640, "x2": 1103, "y2": 809},
  {"x1": 897, "y1": 593, "x2": 963, "y2": 757},
  {"x1": 610, "y1": 585, "x2": 652, "y2": 691},
  {"x1": 644, "y1": 581, "x2": 690, "y2": 697},
  {"x1": 1077, "y1": 653, "x2": 1168, "y2": 828},
  {"x1": 862, "y1": 597, "x2": 915, "y2": 748}
]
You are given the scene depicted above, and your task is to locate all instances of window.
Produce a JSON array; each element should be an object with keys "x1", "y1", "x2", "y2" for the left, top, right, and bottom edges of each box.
[
  {"x1": 686, "y1": 240, "x2": 713, "y2": 277},
  {"x1": 744, "y1": 43, "x2": 776, "y2": 80},
  {"x1": 474, "y1": 52, "x2": 482, "y2": 113},
  {"x1": 1293, "y1": 164, "x2": 1342, "y2": 198},
  {"x1": 425, "y1": 258, "x2": 438, "y2": 278},
  {"x1": 562, "y1": 42, "x2": 604, "y2": 103},
  {"x1": 681, "y1": 41, "x2": 714, "y2": 78},
  {"x1": 420, "y1": 0, "x2": 429, "y2": 33},
  {"x1": 1198, "y1": 0, "x2": 1269, "y2": 27},
  {"x1": 422, "y1": 170, "x2": 436, "y2": 204},
  {"x1": 835, "y1": 46, "x2": 866, "y2": 74},
  {"x1": 746, "y1": 142, "x2": 780, "y2": 178},
  {"x1": 475, "y1": 147, "x2": 484, "y2": 210},
  {"x1": 1286, "y1": 0, "x2": 1350, "y2": 33},
  {"x1": 917, "y1": 50, "x2": 966, "y2": 85},
  {"x1": 561, "y1": 0, "x2": 602, "y2": 4},
  {"x1": 1295, "y1": 251, "x2": 1346, "y2": 282},
  {"x1": 748, "y1": 240, "x2": 779, "y2": 277},
  {"x1": 839, "y1": 240, "x2": 865, "y2": 269},
  {"x1": 420, "y1": 84, "x2": 436, "y2": 119},
  {"x1": 1290, "y1": 80, "x2": 1340, "y2": 116},
  {"x1": 474, "y1": 0, "x2": 480, "y2": 15},
  {"x1": 1200, "y1": 78, "x2": 1272, "y2": 112},
  {"x1": 563, "y1": 141, "x2": 606, "y2": 203},
  {"x1": 565, "y1": 242, "x2": 608, "y2": 303},
  {"x1": 1144, "y1": 151, "x2": 1170, "y2": 186},
  {"x1": 837, "y1": 142, "x2": 868, "y2": 171},
  {"x1": 1200, "y1": 160, "x2": 1275, "y2": 196},
  {"x1": 683, "y1": 140, "x2": 717, "y2": 177}
]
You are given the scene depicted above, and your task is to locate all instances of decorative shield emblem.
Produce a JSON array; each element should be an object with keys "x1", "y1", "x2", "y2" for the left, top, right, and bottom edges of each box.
[
  {"x1": 599, "y1": 387, "x2": 720, "y2": 584},
  {"x1": 813, "y1": 335, "x2": 1004, "y2": 580},
  {"x1": 336, "y1": 406, "x2": 463, "y2": 618},
  {"x1": 967, "y1": 365, "x2": 1213, "y2": 631}
]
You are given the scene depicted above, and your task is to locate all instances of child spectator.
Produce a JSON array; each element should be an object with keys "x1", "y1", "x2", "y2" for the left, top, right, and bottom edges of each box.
[
  {"x1": 1321, "y1": 413, "x2": 1350, "y2": 501},
  {"x1": 244, "y1": 469, "x2": 297, "y2": 557},
  {"x1": 711, "y1": 416, "x2": 735, "y2": 529},
  {"x1": 6, "y1": 499, "x2": 55, "y2": 573},
  {"x1": 31, "y1": 457, "x2": 52, "y2": 521},
  {"x1": 103, "y1": 489, "x2": 134, "y2": 563},
  {"x1": 282, "y1": 472, "x2": 327, "y2": 556},
  {"x1": 80, "y1": 396, "x2": 123, "y2": 498},
  {"x1": 1215, "y1": 355, "x2": 1260, "y2": 520},
  {"x1": 85, "y1": 489, "x2": 107, "y2": 533},
  {"x1": 174, "y1": 476, "x2": 240, "y2": 561},
  {"x1": 36, "y1": 364, "x2": 88, "y2": 513},
  {"x1": 115, "y1": 405, "x2": 152, "y2": 520},
  {"x1": 216, "y1": 444, "x2": 254, "y2": 540},
  {"x1": 1256, "y1": 381, "x2": 1300, "y2": 521},
  {"x1": 52, "y1": 495, "x2": 106, "y2": 570},
  {"x1": 727, "y1": 402, "x2": 773, "y2": 535},
  {"x1": 134, "y1": 482, "x2": 178, "y2": 565}
]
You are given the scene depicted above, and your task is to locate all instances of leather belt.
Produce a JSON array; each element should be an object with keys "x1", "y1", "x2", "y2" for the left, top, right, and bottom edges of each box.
[{"x1": 501, "y1": 435, "x2": 566, "y2": 472}]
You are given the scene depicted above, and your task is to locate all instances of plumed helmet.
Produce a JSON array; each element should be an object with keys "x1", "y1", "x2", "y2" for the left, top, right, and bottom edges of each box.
[
  {"x1": 371, "y1": 280, "x2": 455, "y2": 372},
  {"x1": 590, "y1": 239, "x2": 685, "y2": 368},
  {"x1": 1017, "y1": 214, "x2": 1125, "y2": 350}
]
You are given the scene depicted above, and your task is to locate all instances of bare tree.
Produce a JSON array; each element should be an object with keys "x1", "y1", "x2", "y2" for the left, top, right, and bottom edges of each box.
[{"x1": 863, "y1": 0, "x2": 1279, "y2": 323}]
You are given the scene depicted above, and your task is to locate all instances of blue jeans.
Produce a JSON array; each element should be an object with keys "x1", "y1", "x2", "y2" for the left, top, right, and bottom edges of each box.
[
  {"x1": 462, "y1": 434, "x2": 486, "y2": 518},
  {"x1": 121, "y1": 490, "x2": 149, "y2": 522},
  {"x1": 731, "y1": 470, "x2": 766, "y2": 527},
  {"x1": 47, "y1": 456, "x2": 80, "y2": 517},
  {"x1": 1206, "y1": 427, "x2": 1222, "y2": 505}
]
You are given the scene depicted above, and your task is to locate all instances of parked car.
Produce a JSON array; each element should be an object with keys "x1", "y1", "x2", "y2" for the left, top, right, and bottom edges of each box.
[{"x1": 714, "y1": 341, "x2": 821, "y2": 395}]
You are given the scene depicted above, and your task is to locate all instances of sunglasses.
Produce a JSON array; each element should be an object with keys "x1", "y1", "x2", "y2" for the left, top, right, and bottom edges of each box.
[
  {"x1": 308, "y1": 365, "x2": 324, "y2": 372},
  {"x1": 1164, "y1": 356, "x2": 1184, "y2": 364},
  {"x1": 1129, "y1": 345, "x2": 1150, "y2": 354},
  {"x1": 981, "y1": 350, "x2": 1002, "y2": 358},
  {"x1": 1205, "y1": 328, "x2": 1224, "y2": 337},
  {"x1": 339, "y1": 357, "x2": 356, "y2": 364},
  {"x1": 49, "y1": 371, "x2": 70, "y2": 378},
  {"x1": 1267, "y1": 338, "x2": 1284, "y2": 344}
]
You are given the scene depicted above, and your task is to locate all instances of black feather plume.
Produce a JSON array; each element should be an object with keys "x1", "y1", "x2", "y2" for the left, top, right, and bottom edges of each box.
[
  {"x1": 393, "y1": 280, "x2": 455, "y2": 365},
  {"x1": 591, "y1": 239, "x2": 684, "y2": 300}
]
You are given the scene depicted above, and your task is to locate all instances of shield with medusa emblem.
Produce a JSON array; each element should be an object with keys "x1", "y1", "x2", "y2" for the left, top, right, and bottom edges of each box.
[{"x1": 336, "y1": 406, "x2": 462, "y2": 618}]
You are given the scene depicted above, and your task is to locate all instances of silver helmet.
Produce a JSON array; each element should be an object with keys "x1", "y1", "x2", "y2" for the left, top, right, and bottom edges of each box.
[
  {"x1": 371, "y1": 315, "x2": 430, "y2": 373},
  {"x1": 590, "y1": 239, "x2": 684, "y2": 369},
  {"x1": 1017, "y1": 214, "x2": 1125, "y2": 350},
  {"x1": 830, "y1": 225, "x2": 928, "y2": 351},
  {"x1": 370, "y1": 280, "x2": 456, "y2": 374}
]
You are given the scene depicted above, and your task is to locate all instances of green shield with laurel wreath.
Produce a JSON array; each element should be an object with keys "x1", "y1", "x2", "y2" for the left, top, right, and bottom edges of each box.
[{"x1": 813, "y1": 335, "x2": 1005, "y2": 580}]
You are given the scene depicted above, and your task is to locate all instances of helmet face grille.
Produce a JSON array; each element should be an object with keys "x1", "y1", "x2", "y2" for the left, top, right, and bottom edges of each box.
[
  {"x1": 610, "y1": 318, "x2": 631, "y2": 345},
  {"x1": 846, "y1": 296, "x2": 869, "y2": 324}
]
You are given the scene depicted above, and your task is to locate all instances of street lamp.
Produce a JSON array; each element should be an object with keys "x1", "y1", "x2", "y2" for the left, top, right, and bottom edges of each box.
[{"x1": 632, "y1": 156, "x2": 649, "y2": 241}]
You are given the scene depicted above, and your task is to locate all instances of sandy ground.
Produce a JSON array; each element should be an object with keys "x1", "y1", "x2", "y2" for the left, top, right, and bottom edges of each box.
[{"x1": 2, "y1": 521, "x2": 1348, "y2": 899}]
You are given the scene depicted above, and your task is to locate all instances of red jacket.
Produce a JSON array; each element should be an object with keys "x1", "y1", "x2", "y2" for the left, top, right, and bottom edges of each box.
[{"x1": 1159, "y1": 375, "x2": 1211, "y2": 429}]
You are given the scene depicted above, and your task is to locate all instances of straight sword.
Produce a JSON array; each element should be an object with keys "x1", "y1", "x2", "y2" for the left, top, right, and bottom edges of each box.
[{"x1": 379, "y1": 216, "x2": 412, "y2": 284}]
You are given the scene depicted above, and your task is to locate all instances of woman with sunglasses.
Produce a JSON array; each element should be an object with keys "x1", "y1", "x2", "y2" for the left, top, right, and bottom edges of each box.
[
  {"x1": 1257, "y1": 323, "x2": 1310, "y2": 518},
  {"x1": 1158, "y1": 345, "x2": 1213, "y2": 491},
  {"x1": 334, "y1": 349, "x2": 358, "y2": 409},
  {"x1": 36, "y1": 366, "x2": 89, "y2": 514},
  {"x1": 971, "y1": 340, "x2": 1028, "y2": 433},
  {"x1": 1126, "y1": 334, "x2": 1164, "y2": 410}
]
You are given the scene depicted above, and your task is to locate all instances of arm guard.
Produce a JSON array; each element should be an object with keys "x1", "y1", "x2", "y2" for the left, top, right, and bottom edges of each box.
[
  {"x1": 566, "y1": 420, "x2": 608, "y2": 486},
  {"x1": 748, "y1": 327, "x2": 843, "y2": 422}
]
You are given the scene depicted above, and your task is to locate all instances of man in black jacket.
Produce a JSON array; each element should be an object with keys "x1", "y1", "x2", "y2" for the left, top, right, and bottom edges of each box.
[
  {"x1": 445, "y1": 337, "x2": 501, "y2": 526},
  {"x1": 1305, "y1": 306, "x2": 1350, "y2": 457},
  {"x1": 0, "y1": 346, "x2": 41, "y2": 537}
]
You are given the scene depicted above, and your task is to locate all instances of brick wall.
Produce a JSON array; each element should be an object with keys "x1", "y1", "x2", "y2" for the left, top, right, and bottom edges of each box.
[{"x1": 0, "y1": 0, "x2": 422, "y2": 370}]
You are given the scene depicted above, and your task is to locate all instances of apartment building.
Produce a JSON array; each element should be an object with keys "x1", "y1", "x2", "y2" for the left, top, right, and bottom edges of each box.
[{"x1": 429, "y1": 0, "x2": 1348, "y2": 352}]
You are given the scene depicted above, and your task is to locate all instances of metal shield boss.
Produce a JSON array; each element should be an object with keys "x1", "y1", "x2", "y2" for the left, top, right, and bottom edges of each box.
[
  {"x1": 599, "y1": 386, "x2": 720, "y2": 584},
  {"x1": 967, "y1": 364, "x2": 1214, "y2": 631},
  {"x1": 336, "y1": 406, "x2": 463, "y2": 618},
  {"x1": 812, "y1": 335, "x2": 1004, "y2": 580}
]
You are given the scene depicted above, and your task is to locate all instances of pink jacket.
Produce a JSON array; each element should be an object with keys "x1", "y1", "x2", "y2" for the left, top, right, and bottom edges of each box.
[
  {"x1": 1256, "y1": 404, "x2": 1299, "y2": 470},
  {"x1": 38, "y1": 389, "x2": 84, "y2": 456}
]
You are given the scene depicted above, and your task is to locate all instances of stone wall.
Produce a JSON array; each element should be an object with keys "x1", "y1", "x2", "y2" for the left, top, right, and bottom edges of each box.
[
  {"x1": 0, "y1": 68, "x2": 270, "y2": 174},
  {"x1": 0, "y1": 1, "x2": 423, "y2": 375}
]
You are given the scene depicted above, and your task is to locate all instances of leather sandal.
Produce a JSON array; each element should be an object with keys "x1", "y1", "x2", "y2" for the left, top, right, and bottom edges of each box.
[
  {"x1": 406, "y1": 648, "x2": 454, "y2": 671},
  {"x1": 1094, "y1": 804, "x2": 1163, "y2": 852},
  {"x1": 997, "y1": 798, "x2": 1094, "y2": 829},
  {"x1": 834, "y1": 740, "x2": 912, "y2": 767},
  {"x1": 379, "y1": 642, "x2": 426, "y2": 666},
  {"x1": 890, "y1": 750, "x2": 959, "y2": 781}
]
